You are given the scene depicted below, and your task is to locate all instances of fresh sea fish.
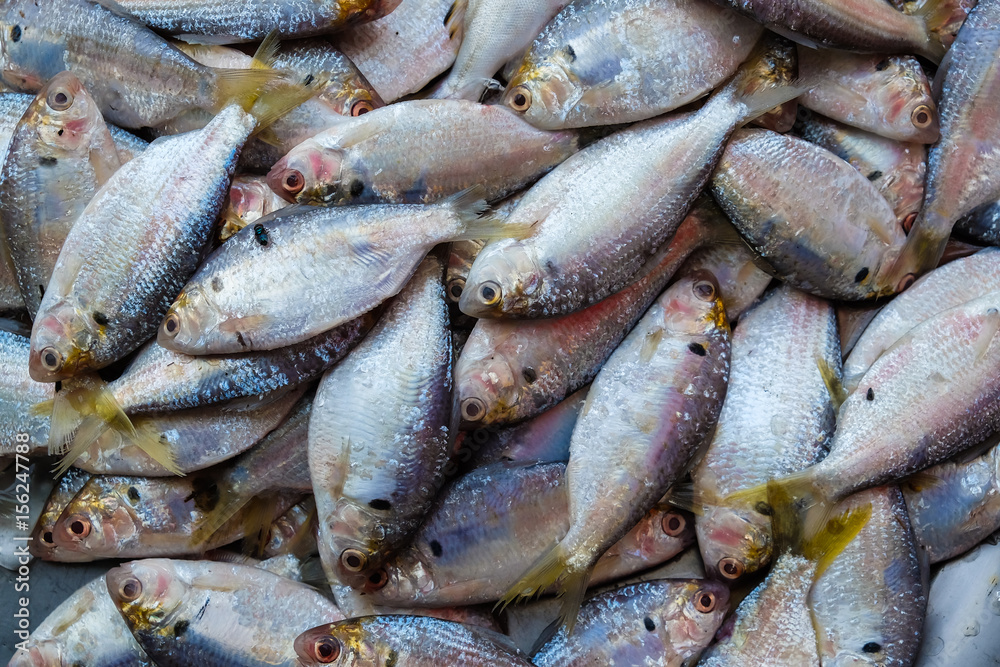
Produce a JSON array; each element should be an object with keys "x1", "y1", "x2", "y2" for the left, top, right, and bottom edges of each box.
[
  {"x1": 502, "y1": 0, "x2": 763, "y2": 129},
  {"x1": 219, "y1": 174, "x2": 292, "y2": 241},
  {"x1": 333, "y1": 0, "x2": 461, "y2": 102},
  {"x1": 501, "y1": 275, "x2": 731, "y2": 630},
  {"x1": 1, "y1": 72, "x2": 121, "y2": 323},
  {"x1": 0, "y1": 0, "x2": 278, "y2": 129},
  {"x1": 0, "y1": 92, "x2": 33, "y2": 311},
  {"x1": 956, "y1": 200, "x2": 1000, "y2": 246},
  {"x1": 28, "y1": 467, "x2": 90, "y2": 561},
  {"x1": 462, "y1": 37, "x2": 799, "y2": 319},
  {"x1": 532, "y1": 579, "x2": 730, "y2": 667},
  {"x1": 712, "y1": 128, "x2": 908, "y2": 300},
  {"x1": 0, "y1": 321, "x2": 51, "y2": 456},
  {"x1": 796, "y1": 112, "x2": 927, "y2": 229},
  {"x1": 263, "y1": 497, "x2": 318, "y2": 559},
  {"x1": 445, "y1": 190, "x2": 524, "y2": 303},
  {"x1": 676, "y1": 242, "x2": 772, "y2": 323},
  {"x1": 432, "y1": 0, "x2": 569, "y2": 101},
  {"x1": 295, "y1": 616, "x2": 536, "y2": 666},
  {"x1": 106, "y1": 558, "x2": 344, "y2": 667},
  {"x1": 159, "y1": 188, "x2": 515, "y2": 354},
  {"x1": 309, "y1": 258, "x2": 453, "y2": 586},
  {"x1": 454, "y1": 202, "x2": 729, "y2": 427},
  {"x1": 886, "y1": 0, "x2": 1000, "y2": 287},
  {"x1": 797, "y1": 48, "x2": 939, "y2": 143},
  {"x1": 692, "y1": 285, "x2": 838, "y2": 581}
]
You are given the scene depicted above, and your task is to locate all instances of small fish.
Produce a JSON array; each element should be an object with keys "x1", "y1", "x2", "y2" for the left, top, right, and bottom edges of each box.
[
  {"x1": 676, "y1": 242, "x2": 773, "y2": 324},
  {"x1": 106, "y1": 558, "x2": 344, "y2": 667},
  {"x1": 532, "y1": 579, "x2": 730, "y2": 667},
  {"x1": 263, "y1": 496, "x2": 318, "y2": 559},
  {"x1": 0, "y1": 321, "x2": 52, "y2": 457},
  {"x1": 295, "y1": 615, "x2": 536, "y2": 666},
  {"x1": 219, "y1": 175, "x2": 292, "y2": 241},
  {"x1": 28, "y1": 467, "x2": 91, "y2": 562},
  {"x1": 502, "y1": 0, "x2": 763, "y2": 128},
  {"x1": 797, "y1": 48, "x2": 939, "y2": 143}
]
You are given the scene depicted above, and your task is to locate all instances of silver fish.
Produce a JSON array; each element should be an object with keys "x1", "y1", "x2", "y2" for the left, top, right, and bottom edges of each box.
[{"x1": 0, "y1": 321, "x2": 51, "y2": 457}]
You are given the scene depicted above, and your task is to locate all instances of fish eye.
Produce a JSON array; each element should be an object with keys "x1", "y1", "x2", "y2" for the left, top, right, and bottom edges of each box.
[
  {"x1": 902, "y1": 212, "x2": 917, "y2": 234},
  {"x1": 281, "y1": 170, "x2": 305, "y2": 195},
  {"x1": 862, "y1": 642, "x2": 882, "y2": 654},
  {"x1": 119, "y1": 576, "x2": 142, "y2": 601},
  {"x1": 68, "y1": 515, "x2": 91, "y2": 538},
  {"x1": 312, "y1": 636, "x2": 341, "y2": 663},
  {"x1": 162, "y1": 313, "x2": 181, "y2": 337},
  {"x1": 10, "y1": 25, "x2": 20, "y2": 42},
  {"x1": 340, "y1": 548, "x2": 368, "y2": 573},
  {"x1": 471, "y1": 428, "x2": 490, "y2": 445},
  {"x1": 718, "y1": 557, "x2": 745, "y2": 580},
  {"x1": 365, "y1": 568, "x2": 388, "y2": 591},
  {"x1": 46, "y1": 88, "x2": 74, "y2": 111},
  {"x1": 478, "y1": 281, "x2": 501, "y2": 306},
  {"x1": 661, "y1": 512, "x2": 686, "y2": 536},
  {"x1": 692, "y1": 280, "x2": 716, "y2": 302},
  {"x1": 351, "y1": 99, "x2": 374, "y2": 116},
  {"x1": 896, "y1": 273, "x2": 916, "y2": 292},
  {"x1": 911, "y1": 105, "x2": 934, "y2": 129},
  {"x1": 39, "y1": 346, "x2": 63, "y2": 372},
  {"x1": 447, "y1": 278, "x2": 465, "y2": 302},
  {"x1": 41, "y1": 531, "x2": 53, "y2": 544},
  {"x1": 694, "y1": 590, "x2": 717, "y2": 613},
  {"x1": 509, "y1": 86, "x2": 532, "y2": 112},
  {"x1": 461, "y1": 396, "x2": 486, "y2": 422}
]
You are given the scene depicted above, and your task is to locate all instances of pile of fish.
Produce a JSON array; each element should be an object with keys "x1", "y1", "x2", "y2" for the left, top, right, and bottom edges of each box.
[{"x1": 3, "y1": 0, "x2": 1000, "y2": 663}]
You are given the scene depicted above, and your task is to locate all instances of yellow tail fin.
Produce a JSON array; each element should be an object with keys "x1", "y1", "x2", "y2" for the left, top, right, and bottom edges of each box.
[{"x1": 497, "y1": 543, "x2": 591, "y2": 636}]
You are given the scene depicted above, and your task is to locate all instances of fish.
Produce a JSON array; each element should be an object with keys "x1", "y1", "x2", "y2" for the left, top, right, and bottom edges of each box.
[
  {"x1": 0, "y1": 71, "x2": 121, "y2": 318},
  {"x1": 532, "y1": 579, "x2": 730, "y2": 667},
  {"x1": 0, "y1": 320, "x2": 51, "y2": 457},
  {"x1": 500, "y1": 274, "x2": 731, "y2": 631},
  {"x1": 333, "y1": 0, "x2": 462, "y2": 102},
  {"x1": 218, "y1": 174, "x2": 293, "y2": 241},
  {"x1": 367, "y1": 461, "x2": 692, "y2": 607},
  {"x1": 309, "y1": 257, "x2": 453, "y2": 586},
  {"x1": 956, "y1": 199, "x2": 1000, "y2": 246},
  {"x1": 108, "y1": 0, "x2": 400, "y2": 43},
  {"x1": 267, "y1": 99, "x2": 578, "y2": 206},
  {"x1": 0, "y1": 0, "x2": 279, "y2": 129},
  {"x1": 711, "y1": 127, "x2": 908, "y2": 300},
  {"x1": 106, "y1": 558, "x2": 344, "y2": 667},
  {"x1": 796, "y1": 111, "x2": 927, "y2": 230},
  {"x1": 7, "y1": 576, "x2": 154, "y2": 667},
  {"x1": 843, "y1": 248, "x2": 1000, "y2": 393},
  {"x1": 294, "y1": 615, "x2": 536, "y2": 666},
  {"x1": 0, "y1": 92, "x2": 39, "y2": 312},
  {"x1": 676, "y1": 242, "x2": 773, "y2": 323},
  {"x1": 810, "y1": 486, "x2": 926, "y2": 667},
  {"x1": 691, "y1": 284, "x2": 839, "y2": 581},
  {"x1": 462, "y1": 36, "x2": 800, "y2": 319},
  {"x1": 431, "y1": 0, "x2": 569, "y2": 101},
  {"x1": 28, "y1": 467, "x2": 91, "y2": 561},
  {"x1": 711, "y1": 0, "x2": 950, "y2": 61},
  {"x1": 445, "y1": 190, "x2": 524, "y2": 303},
  {"x1": 263, "y1": 496, "x2": 318, "y2": 559},
  {"x1": 454, "y1": 201, "x2": 731, "y2": 427},
  {"x1": 904, "y1": 435, "x2": 1000, "y2": 563},
  {"x1": 501, "y1": 0, "x2": 763, "y2": 129},
  {"x1": 158, "y1": 187, "x2": 519, "y2": 354},
  {"x1": 886, "y1": 0, "x2": 1000, "y2": 287},
  {"x1": 797, "y1": 47, "x2": 939, "y2": 143}
]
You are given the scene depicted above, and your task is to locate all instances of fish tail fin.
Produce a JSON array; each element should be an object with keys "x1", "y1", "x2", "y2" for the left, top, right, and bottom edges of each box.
[
  {"x1": 498, "y1": 542, "x2": 590, "y2": 634},
  {"x1": 52, "y1": 417, "x2": 108, "y2": 477},
  {"x1": 665, "y1": 482, "x2": 706, "y2": 516},
  {"x1": 727, "y1": 34, "x2": 808, "y2": 125},
  {"x1": 247, "y1": 78, "x2": 326, "y2": 135},
  {"x1": 912, "y1": 0, "x2": 953, "y2": 62},
  {"x1": 241, "y1": 495, "x2": 278, "y2": 557},
  {"x1": 443, "y1": 0, "x2": 468, "y2": 40},
  {"x1": 803, "y1": 501, "x2": 871, "y2": 580},
  {"x1": 816, "y1": 356, "x2": 846, "y2": 413},
  {"x1": 444, "y1": 187, "x2": 532, "y2": 241},
  {"x1": 213, "y1": 68, "x2": 282, "y2": 112},
  {"x1": 886, "y1": 215, "x2": 951, "y2": 293},
  {"x1": 190, "y1": 486, "x2": 249, "y2": 548},
  {"x1": 727, "y1": 468, "x2": 829, "y2": 535}
]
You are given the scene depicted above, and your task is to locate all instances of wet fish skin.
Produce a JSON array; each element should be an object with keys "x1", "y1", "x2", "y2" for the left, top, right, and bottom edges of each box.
[
  {"x1": 533, "y1": 579, "x2": 730, "y2": 667},
  {"x1": 0, "y1": 321, "x2": 51, "y2": 456},
  {"x1": 263, "y1": 496, "x2": 318, "y2": 559},
  {"x1": 463, "y1": 37, "x2": 799, "y2": 319},
  {"x1": 887, "y1": 0, "x2": 1000, "y2": 285},
  {"x1": 0, "y1": 71, "x2": 120, "y2": 318},
  {"x1": 159, "y1": 189, "x2": 499, "y2": 354},
  {"x1": 843, "y1": 248, "x2": 1000, "y2": 393},
  {"x1": 796, "y1": 112, "x2": 926, "y2": 229},
  {"x1": 904, "y1": 439, "x2": 1000, "y2": 563},
  {"x1": 712, "y1": 128, "x2": 907, "y2": 300},
  {"x1": 106, "y1": 558, "x2": 343, "y2": 667},
  {"x1": 219, "y1": 174, "x2": 292, "y2": 241},
  {"x1": 295, "y1": 615, "x2": 536, "y2": 666},
  {"x1": 333, "y1": 0, "x2": 461, "y2": 102},
  {"x1": 432, "y1": 0, "x2": 569, "y2": 101},
  {"x1": 7, "y1": 577, "x2": 154, "y2": 667},
  {"x1": 810, "y1": 486, "x2": 926, "y2": 667},
  {"x1": 268, "y1": 99, "x2": 578, "y2": 206},
  {"x1": 502, "y1": 0, "x2": 763, "y2": 129},
  {"x1": 956, "y1": 199, "x2": 1000, "y2": 246},
  {"x1": 676, "y1": 241, "x2": 773, "y2": 323},
  {"x1": 110, "y1": 0, "x2": 400, "y2": 42},
  {"x1": 28, "y1": 467, "x2": 91, "y2": 562},
  {"x1": 309, "y1": 258, "x2": 453, "y2": 587},
  {"x1": 454, "y1": 204, "x2": 722, "y2": 427},
  {"x1": 797, "y1": 48, "x2": 939, "y2": 143},
  {"x1": 692, "y1": 285, "x2": 838, "y2": 580},
  {"x1": 29, "y1": 104, "x2": 255, "y2": 382},
  {"x1": 0, "y1": 92, "x2": 37, "y2": 311}
]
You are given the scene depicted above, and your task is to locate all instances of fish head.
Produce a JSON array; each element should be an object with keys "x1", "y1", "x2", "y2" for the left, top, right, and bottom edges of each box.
[
  {"x1": 624, "y1": 507, "x2": 696, "y2": 561},
  {"x1": 7, "y1": 640, "x2": 64, "y2": 667},
  {"x1": 453, "y1": 343, "x2": 519, "y2": 428},
  {"x1": 326, "y1": 496, "x2": 393, "y2": 588},
  {"x1": 0, "y1": 19, "x2": 57, "y2": 92},
  {"x1": 52, "y1": 479, "x2": 140, "y2": 556},
  {"x1": 503, "y1": 59, "x2": 576, "y2": 130},
  {"x1": 873, "y1": 56, "x2": 939, "y2": 144},
  {"x1": 105, "y1": 560, "x2": 187, "y2": 633},
  {"x1": 670, "y1": 579, "x2": 732, "y2": 653},
  {"x1": 363, "y1": 550, "x2": 433, "y2": 605},
  {"x1": 30, "y1": 504, "x2": 94, "y2": 562},
  {"x1": 31, "y1": 71, "x2": 102, "y2": 154},
  {"x1": 29, "y1": 300, "x2": 99, "y2": 381},
  {"x1": 660, "y1": 272, "x2": 729, "y2": 337},
  {"x1": 268, "y1": 144, "x2": 346, "y2": 205},
  {"x1": 158, "y1": 285, "x2": 222, "y2": 353},
  {"x1": 220, "y1": 176, "x2": 272, "y2": 240},
  {"x1": 315, "y1": 69, "x2": 383, "y2": 119},
  {"x1": 294, "y1": 620, "x2": 381, "y2": 666},
  {"x1": 459, "y1": 241, "x2": 543, "y2": 318},
  {"x1": 696, "y1": 504, "x2": 773, "y2": 581}
]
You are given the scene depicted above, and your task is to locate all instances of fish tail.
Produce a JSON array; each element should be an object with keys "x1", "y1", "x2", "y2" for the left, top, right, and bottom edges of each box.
[
  {"x1": 886, "y1": 215, "x2": 951, "y2": 293},
  {"x1": 241, "y1": 495, "x2": 278, "y2": 557},
  {"x1": 498, "y1": 542, "x2": 590, "y2": 634},
  {"x1": 726, "y1": 468, "x2": 827, "y2": 532},
  {"x1": 213, "y1": 68, "x2": 282, "y2": 112},
  {"x1": 911, "y1": 0, "x2": 953, "y2": 63},
  {"x1": 665, "y1": 482, "x2": 706, "y2": 515},
  {"x1": 816, "y1": 356, "x2": 846, "y2": 413},
  {"x1": 190, "y1": 486, "x2": 249, "y2": 548},
  {"x1": 247, "y1": 78, "x2": 325, "y2": 135},
  {"x1": 445, "y1": 187, "x2": 532, "y2": 241},
  {"x1": 443, "y1": 0, "x2": 469, "y2": 40},
  {"x1": 52, "y1": 416, "x2": 108, "y2": 477},
  {"x1": 728, "y1": 34, "x2": 808, "y2": 125}
]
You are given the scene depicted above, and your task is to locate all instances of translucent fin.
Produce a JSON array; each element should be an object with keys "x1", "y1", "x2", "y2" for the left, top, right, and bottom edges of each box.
[
  {"x1": 212, "y1": 68, "x2": 282, "y2": 113},
  {"x1": 886, "y1": 213, "x2": 951, "y2": 290},
  {"x1": 727, "y1": 34, "x2": 808, "y2": 125},
  {"x1": 190, "y1": 485, "x2": 250, "y2": 548},
  {"x1": 766, "y1": 480, "x2": 803, "y2": 556},
  {"x1": 241, "y1": 495, "x2": 277, "y2": 557},
  {"x1": 900, "y1": 469, "x2": 946, "y2": 493},
  {"x1": 816, "y1": 356, "x2": 846, "y2": 413},
  {"x1": 250, "y1": 30, "x2": 280, "y2": 70},
  {"x1": 665, "y1": 482, "x2": 706, "y2": 515},
  {"x1": 804, "y1": 503, "x2": 871, "y2": 580},
  {"x1": 497, "y1": 543, "x2": 590, "y2": 635},
  {"x1": 911, "y1": 0, "x2": 952, "y2": 63},
  {"x1": 444, "y1": 187, "x2": 532, "y2": 241},
  {"x1": 248, "y1": 77, "x2": 325, "y2": 134},
  {"x1": 443, "y1": 0, "x2": 468, "y2": 40},
  {"x1": 53, "y1": 417, "x2": 107, "y2": 477}
]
